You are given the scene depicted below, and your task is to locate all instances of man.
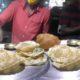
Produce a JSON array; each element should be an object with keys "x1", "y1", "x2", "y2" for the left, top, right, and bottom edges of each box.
[
  {"x1": 58, "y1": 0, "x2": 80, "y2": 39},
  {"x1": 0, "y1": 0, "x2": 50, "y2": 43}
]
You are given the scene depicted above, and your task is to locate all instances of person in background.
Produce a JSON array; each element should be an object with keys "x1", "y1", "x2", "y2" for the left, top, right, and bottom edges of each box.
[
  {"x1": 58, "y1": 0, "x2": 80, "y2": 39},
  {"x1": 0, "y1": 0, "x2": 50, "y2": 43}
]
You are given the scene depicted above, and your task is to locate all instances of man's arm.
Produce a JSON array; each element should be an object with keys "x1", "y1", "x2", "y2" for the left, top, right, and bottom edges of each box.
[
  {"x1": 0, "y1": 1, "x2": 18, "y2": 26},
  {"x1": 42, "y1": 9, "x2": 50, "y2": 33},
  {"x1": 58, "y1": 24, "x2": 80, "y2": 35}
]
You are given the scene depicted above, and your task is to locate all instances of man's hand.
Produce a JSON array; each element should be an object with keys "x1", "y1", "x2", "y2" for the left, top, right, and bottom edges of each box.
[
  {"x1": 58, "y1": 25, "x2": 67, "y2": 35},
  {"x1": 58, "y1": 24, "x2": 80, "y2": 35}
]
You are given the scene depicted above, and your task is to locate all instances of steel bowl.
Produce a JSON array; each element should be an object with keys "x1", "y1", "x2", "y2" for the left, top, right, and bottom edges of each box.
[
  {"x1": 67, "y1": 39, "x2": 78, "y2": 47},
  {"x1": 4, "y1": 43, "x2": 16, "y2": 50}
]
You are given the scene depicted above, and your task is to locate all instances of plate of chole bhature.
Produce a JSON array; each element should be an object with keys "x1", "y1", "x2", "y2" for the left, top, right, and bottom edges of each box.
[
  {"x1": 0, "y1": 40, "x2": 49, "y2": 75},
  {"x1": 36, "y1": 34, "x2": 80, "y2": 71},
  {"x1": 0, "y1": 33, "x2": 61, "y2": 75},
  {"x1": 47, "y1": 44, "x2": 80, "y2": 71}
]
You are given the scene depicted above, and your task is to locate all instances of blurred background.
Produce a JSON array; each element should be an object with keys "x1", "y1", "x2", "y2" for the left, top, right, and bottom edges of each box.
[{"x1": 0, "y1": 0, "x2": 12, "y2": 13}]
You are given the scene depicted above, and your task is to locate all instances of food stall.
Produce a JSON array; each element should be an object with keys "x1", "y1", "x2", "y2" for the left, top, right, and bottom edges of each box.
[{"x1": 0, "y1": 0, "x2": 80, "y2": 80}]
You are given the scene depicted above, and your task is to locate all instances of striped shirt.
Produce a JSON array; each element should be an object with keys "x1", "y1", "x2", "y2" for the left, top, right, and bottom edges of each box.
[{"x1": 59, "y1": 2, "x2": 80, "y2": 28}]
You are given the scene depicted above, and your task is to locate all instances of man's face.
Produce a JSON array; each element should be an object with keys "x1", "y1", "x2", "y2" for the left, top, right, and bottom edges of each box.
[{"x1": 27, "y1": 0, "x2": 40, "y2": 6}]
